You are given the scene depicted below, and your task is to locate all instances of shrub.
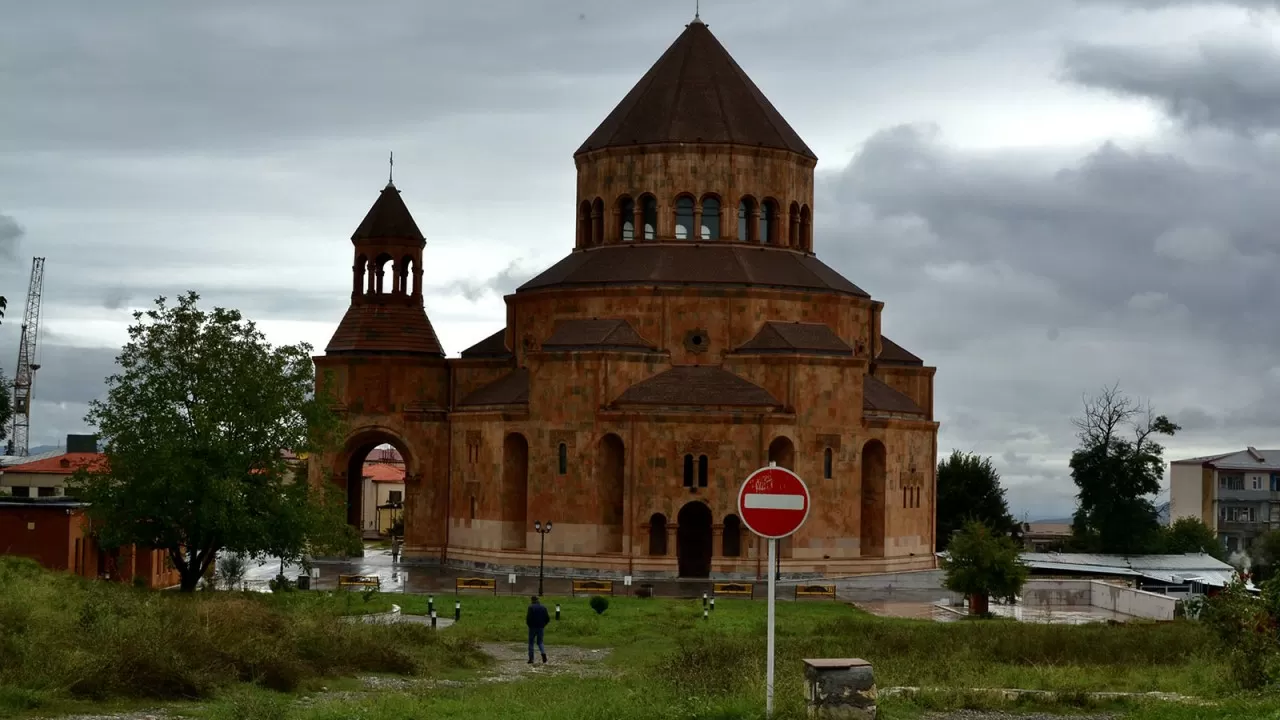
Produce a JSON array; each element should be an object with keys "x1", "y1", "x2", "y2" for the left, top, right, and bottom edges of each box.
[
  {"x1": 216, "y1": 552, "x2": 249, "y2": 591},
  {"x1": 590, "y1": 595, "x2": 609, "y2": 615},
  {"x1": 1199, "y1": 571, "x2": 1280, "y2": 689},
  {"x1": 0, "y1": 557, "x2": 486, "y2": 701}
]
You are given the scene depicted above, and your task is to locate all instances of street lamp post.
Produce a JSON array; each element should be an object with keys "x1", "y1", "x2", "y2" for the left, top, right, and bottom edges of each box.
[{"x1": 533, "y1": 520, "x2": 553, "y2": 596}]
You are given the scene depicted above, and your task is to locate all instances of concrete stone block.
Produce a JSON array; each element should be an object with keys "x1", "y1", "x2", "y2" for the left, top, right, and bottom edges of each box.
[{"x1": 803, "y1": 658, "x2": 876, "y2": 719}]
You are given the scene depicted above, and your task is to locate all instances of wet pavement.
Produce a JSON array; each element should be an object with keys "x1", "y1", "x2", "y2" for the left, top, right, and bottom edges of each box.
[
  {"x1": 856, "y1": 598, "x2": 1140, "y2": 624},
  {"x1": 235, "y1": 544, "x2": 822, "y2": 601}
]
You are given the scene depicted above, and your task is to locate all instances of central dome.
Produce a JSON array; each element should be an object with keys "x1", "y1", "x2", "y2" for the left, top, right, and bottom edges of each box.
[{"x1": 576, "y1": 18, "x2": 815, "y2": 158}]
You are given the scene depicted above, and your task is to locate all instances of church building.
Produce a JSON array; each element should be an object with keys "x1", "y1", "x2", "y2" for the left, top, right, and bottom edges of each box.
[{"x1": 310, "y1": 16, "x2": 939, "y2": 578}]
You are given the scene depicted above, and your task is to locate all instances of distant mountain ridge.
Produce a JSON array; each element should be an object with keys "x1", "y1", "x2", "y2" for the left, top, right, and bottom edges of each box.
[{"x1": 1030, "y1": 502, "x2": 1171, "y2": 527}]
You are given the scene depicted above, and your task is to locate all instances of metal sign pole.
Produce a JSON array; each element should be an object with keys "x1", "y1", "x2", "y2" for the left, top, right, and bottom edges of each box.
[{"x1": 766, "y1": 536, "x2": 776, "y2": 717}]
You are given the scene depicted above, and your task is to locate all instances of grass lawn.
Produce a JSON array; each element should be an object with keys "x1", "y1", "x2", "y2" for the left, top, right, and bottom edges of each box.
[{"x1": 3, "y1": 562, "x2": 1279, "y2": 719}]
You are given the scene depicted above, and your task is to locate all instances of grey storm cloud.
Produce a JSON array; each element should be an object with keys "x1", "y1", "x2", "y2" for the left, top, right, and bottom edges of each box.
[
  {"x1": 1065, "y1": 39, "x2": 1280, "y2": 135},
  {"x1": 0, "y1": 215, "x2": 21, "y2": 259}
]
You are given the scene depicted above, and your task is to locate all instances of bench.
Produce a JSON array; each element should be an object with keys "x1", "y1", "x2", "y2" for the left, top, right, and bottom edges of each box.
[
  {"x1": 794, "y1": 583, "x2": 837, "y2": 600},
  {"x1": 337, "y1": 574, "x2": 381, "y2": 591},
  {"x1": 455, "y1": 577, "x2": 497, "y2": 595},
  {"x1": 713, "y1": 582, "x2": 754, "y2": 599},
  {"x1": 571, "y1": 579, "x2": 614, "y2": 597}
]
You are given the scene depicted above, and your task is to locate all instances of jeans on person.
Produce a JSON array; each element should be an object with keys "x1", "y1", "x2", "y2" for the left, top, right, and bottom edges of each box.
[{"x1": 528, "y1": 626, "x2": 545, "y2": 659}]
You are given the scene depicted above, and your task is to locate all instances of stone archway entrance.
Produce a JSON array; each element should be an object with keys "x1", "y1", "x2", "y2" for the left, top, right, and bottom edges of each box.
[
  {"x1": 860, "y1": 439, "x2": 887, "y2": 558},
  {"x1": 336, "y1": 430, "x2": 415, "y2": 541},
  {"x1": 677, "y1": 502, "x2": 713, "y2": 578}
]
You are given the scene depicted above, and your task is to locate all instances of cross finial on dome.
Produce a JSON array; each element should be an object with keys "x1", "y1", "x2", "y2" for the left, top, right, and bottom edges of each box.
[{"x1": 386, "y1": 150, "x2": 395, "y2": 188}]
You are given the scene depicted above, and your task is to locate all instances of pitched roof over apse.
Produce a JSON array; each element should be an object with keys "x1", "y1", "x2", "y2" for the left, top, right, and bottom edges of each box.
[
  {"x1": 734, "y1": 322, "x2": 853, "y2": 356},
  {"x1": 862, "y1": 375, "x2": 925, "y2": 416},
  {"x1": 518, "y1": 245, "x2": 869, "y2": 296},
  {"x1": 460, "y1": 329, "x2": 512, "y2": 359},
  {"x1": 325, "y1": 304, "x2": 445, "y2": 356},
  {"x1": 577, "y1": 18, "x2": 815, "y2": 159},
  {"x1": 457, "y1": 369, "x2": 530, "y2": 407},
  {"x1": 613, "y1": 366, "x2": 781, "y2": 408},
  {"x1": 877, "y1": 336, "x2": 923, "y2": 366},
  {"x1": 542, "y1": 319, "x2": 656, "y2": 351},
  {"x1": 351, "y1": 183, "x2": 425, "y2": 242}
]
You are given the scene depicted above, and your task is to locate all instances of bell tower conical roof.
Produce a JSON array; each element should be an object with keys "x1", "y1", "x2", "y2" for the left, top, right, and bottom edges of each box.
[
  {"x1": 351, "y1": 183, "x2": 424, "y2": 242},
  {"x1": 576, "y1": 18, "x2": 815, "y2": 158}
]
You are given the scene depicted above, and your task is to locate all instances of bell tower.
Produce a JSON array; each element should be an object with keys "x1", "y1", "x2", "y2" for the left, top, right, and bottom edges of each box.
[{"x1": 325, "y1": 181, "x2": 443, "y2": 356}]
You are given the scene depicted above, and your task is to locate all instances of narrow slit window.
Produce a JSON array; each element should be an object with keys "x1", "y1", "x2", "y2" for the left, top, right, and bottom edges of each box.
[
  {"x1": 697, "y1": 454, "x2": 709, "y2": 488},
  {"x1": 557, "y1": 443, "x2": 567, "y2": 475},
  {"x1": 823, "y1": 448, "x2": 833, "y2": 479},
  {"x1": 683, "y1": 454, "x2": 694, "y2": 487}
]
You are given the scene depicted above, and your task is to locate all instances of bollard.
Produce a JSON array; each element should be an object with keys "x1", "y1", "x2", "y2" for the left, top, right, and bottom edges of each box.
[
  {"x1": 803, "y1": 658, "x2": 876, "y2": 719},
  {"x1": 702, "y1": 592, "x2": 708, "y2": 607},
  {"x1": 710, "y1": 598, "x2": 716, "y2": 612},
  {"x1": 555, "y1": 604, "x2": 561, "y2": 621},
  {"x1": 428, "y1": 595, "x2": 434, "y2": 614},
  {"x1": 455, "y1": 601, "x2": 461, "y2": 621},
  {"x1": 703, "y1": 607, "x2": 709, "y2": 621},
  {"x1": 430, "y1": 610, "x2": 437, "y2": 629}
]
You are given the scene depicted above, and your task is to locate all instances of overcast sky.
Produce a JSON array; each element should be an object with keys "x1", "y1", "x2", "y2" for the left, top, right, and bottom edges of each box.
[{"x1": 3, "y1": 0, "x2": 1279, "y2": 519}]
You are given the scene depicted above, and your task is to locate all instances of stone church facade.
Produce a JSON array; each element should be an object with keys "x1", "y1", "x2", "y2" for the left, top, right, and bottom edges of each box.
[{"x1": 310, "y1": 17, "x2": 939, "y2": 578}]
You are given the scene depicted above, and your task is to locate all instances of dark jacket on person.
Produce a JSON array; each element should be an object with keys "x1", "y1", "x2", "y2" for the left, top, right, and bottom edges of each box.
[{"x1": 526, "y1": 601, "x2": 550, "y2": 629}]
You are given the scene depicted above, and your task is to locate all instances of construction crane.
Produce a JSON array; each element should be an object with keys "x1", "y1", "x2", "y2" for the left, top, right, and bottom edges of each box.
[{"x1": 6, "y1": 257, "x2": 45, "y2": 456}]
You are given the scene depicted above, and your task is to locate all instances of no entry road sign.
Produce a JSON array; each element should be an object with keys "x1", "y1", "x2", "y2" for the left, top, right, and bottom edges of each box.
[{"x1": 737, "y1": 464, "x2": 810, "y2": 539}]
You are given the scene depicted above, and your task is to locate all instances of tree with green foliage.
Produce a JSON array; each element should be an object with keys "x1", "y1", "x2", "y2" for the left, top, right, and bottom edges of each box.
[
  {"x1": 1159, "y1": 517, "x2": 1225, "y2": 560},
  {"x1": 1068, "y1": 384, "x2": 1179, "y2": 555},
  {"x1": 941, "y1": 520, "x2": 1029, "y2": 616},
  {"x1": 68, "y1": 292, "x2": 356, "y2": 591},
  {"x1": 1250, "y1": 530, "x2": 1280, "y2": 582},
  {"x1": 936, "y1": 450, "x2": 1019, "y2": 551}
]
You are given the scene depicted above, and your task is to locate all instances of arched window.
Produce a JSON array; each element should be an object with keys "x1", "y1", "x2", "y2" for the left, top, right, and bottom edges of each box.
[
  {"x1": 760, "y1": 200, "x2": 778, "y2": 244},
  {"x1": 674, "y1": 196, "x2": 695, "y2": 239},
  {"x1": 579, "y1": 201, "x2": 592, "y2": 248},
  {"x1": 701, "y1": 197, "x2": 720, "y2": 240},
  {"x1": 649, "y1": 513, "x2": 668, "y2": 556},
  {"x1": 738, "y1": 197, "x2": 756, "y2": 242},
  {"x1": 823, "y1": 447, "x2": 833, "y2": 479},
  {"x1": 800, "y1": 204, "x2": 813, "y2": 251},
  {"x1": 641, "y1": 195, "x2": 658, "y2": 240},
  {"x1": 354, "y1": 254, "x2": 367, "y2": 296},
  {"x1": 619, "y1": 197, "x2": 636, "y2": 242},
  {"x1": 683, "y1": 453, "x2": 694, "y2": 488},
  {"x1": 789, "y1": 202, "x2": 801, "y2": 247},
  {"x1": 697, "y1": 454, "x2": 709, "y2": 488},
  {"x1": 723, "y1": 515, "x2": 742, "y2": 557},
  {"x1": 592, "y1": 198, "x2": 605, "y2": 246},
  {"x1": 557, "y1": 443, "x2": 568, "y2": 475}
]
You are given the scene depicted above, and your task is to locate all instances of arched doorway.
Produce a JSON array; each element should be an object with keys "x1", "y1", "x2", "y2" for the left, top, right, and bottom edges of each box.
[
  {"x1": 861, "y1": 439, "x2": 887, "y2": 558},
  {"x1": 502, "y1": 433, "x2": 529, "y2": 550},
  {"x1": 597, "y1": 434, "x2": 625, "y2": 553},
  {"x1": 677, "y1": 502, "x2": 713, "y2": 578},
  {"x1": 768, "y1": 436, "x2": 795, "y2": 470},
  {"x1": 337, "y1": 430, "x2": 413, "y2": 541}
]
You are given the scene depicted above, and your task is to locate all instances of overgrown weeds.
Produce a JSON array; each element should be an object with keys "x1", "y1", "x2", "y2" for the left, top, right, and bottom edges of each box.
[{"x1": 0, "y1": 557, "x2": 486, "y2": 702}]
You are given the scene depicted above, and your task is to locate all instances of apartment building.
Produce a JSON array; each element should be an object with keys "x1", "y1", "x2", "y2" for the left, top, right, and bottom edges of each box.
[{"x1": 1170, "y1": 447, "x2": 1280, "y2": 554}]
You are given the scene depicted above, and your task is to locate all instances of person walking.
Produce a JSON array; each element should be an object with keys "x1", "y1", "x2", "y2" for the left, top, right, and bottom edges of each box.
[{"x1": 526, "y1": 595, "x2": 550, "y2": 664}]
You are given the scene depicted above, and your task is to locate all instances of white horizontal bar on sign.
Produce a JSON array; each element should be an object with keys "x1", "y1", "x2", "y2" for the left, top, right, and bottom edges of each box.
[{"x1": 743, "y1": 493, "x2": 805, "y2": 511}]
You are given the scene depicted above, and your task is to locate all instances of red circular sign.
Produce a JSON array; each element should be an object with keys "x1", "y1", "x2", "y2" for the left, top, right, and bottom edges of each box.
[{"x1": 737, "y1": 465, "x2": 811, "y2": 539}]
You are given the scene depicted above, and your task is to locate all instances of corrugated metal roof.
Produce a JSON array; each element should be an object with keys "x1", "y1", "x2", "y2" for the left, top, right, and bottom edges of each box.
[
  {"x1": 1171, "y1": 448, "x2": 1280, "y2": 471},
  {"x1": 0, "y1": 449, "x2": 64, "y2": 468},
  {"x1": 1019, "y1": 552, "x2": 1247, "y2": 588}
]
